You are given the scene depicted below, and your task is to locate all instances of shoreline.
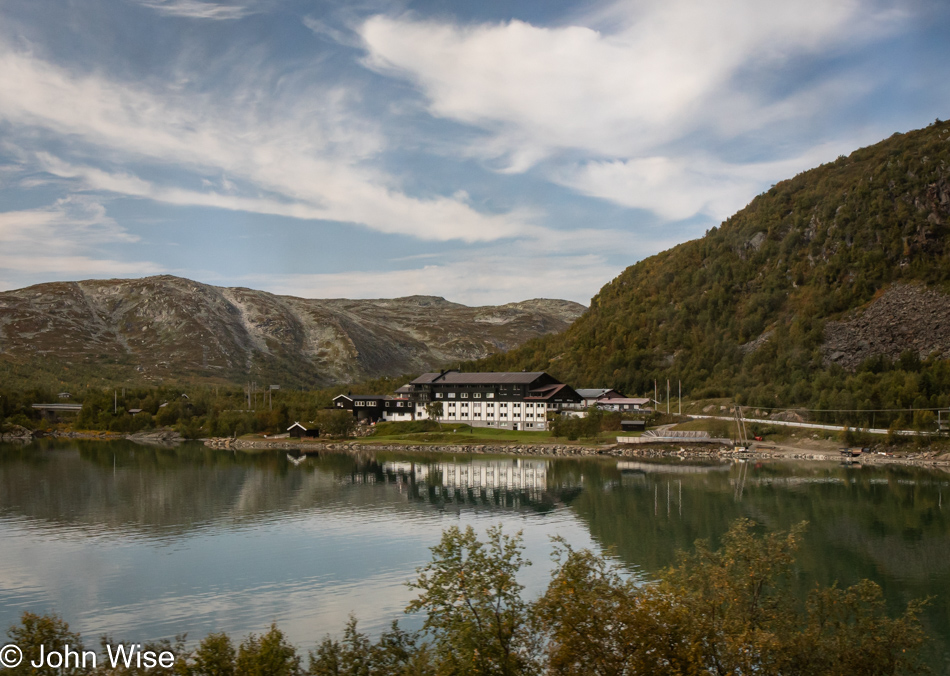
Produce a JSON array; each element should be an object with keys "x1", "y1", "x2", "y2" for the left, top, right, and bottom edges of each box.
[
  {"x1": 202, "y1": 437, "x2": 950, "y2": 468},
  {"x1": 5, "y1": 430, "x2": 947, "y2": 468}
]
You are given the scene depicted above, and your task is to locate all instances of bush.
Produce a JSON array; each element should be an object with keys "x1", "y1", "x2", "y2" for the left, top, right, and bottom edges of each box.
[{"x1": 316, "y1": 409, "x2": 356, "y2": 438}]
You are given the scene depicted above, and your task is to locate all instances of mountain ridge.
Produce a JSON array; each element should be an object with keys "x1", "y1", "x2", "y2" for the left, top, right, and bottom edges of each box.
[{"x1": 0, "y1": 275, "x2": 586, "y2": 388}]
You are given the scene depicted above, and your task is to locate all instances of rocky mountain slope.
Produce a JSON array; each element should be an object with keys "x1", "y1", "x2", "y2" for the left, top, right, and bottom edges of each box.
[
  {"x1": 474, "y1": 119, "x2": 950, "y2": 415},
  {"x1": 0, "y1": 276, "x2": 585, "y2": 387}
]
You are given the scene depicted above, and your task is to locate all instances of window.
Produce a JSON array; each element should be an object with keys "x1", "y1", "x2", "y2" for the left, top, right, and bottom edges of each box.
[
  {"x1": 397, "y1": 402, "x2": 404, "y2": 407},
  {"x1": 473, "y1": 404, "x2": 481, "y2": 410},
  {"x1": 448, "y1": 392, "x2": 456, "y2": 398},
  {"x1": 356, "y1": 401, "x2": 365, "y2": 407},
  {"x1": 460, "y1": 393, "x2": 468, "y2": 398},
  {"x1": 513, "y1": 404, "x2": 521, "y2": 409},
  {"x1": 435, "y1": 393, "x2": 443, "y2": 399},
  {"x1": 486, "y1": 403, "x2": 494, "y2": 408},
  {"x1": 486, "y1": 393, "x2": 495, "y2": 399},
  {"x1": 473, "y1": 393, "x2": 481, "y2": 399}
]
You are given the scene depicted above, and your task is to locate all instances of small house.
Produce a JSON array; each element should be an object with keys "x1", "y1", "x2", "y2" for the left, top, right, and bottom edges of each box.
[{"x1": 288, "y1": 422, "x2": 320, "y2": 438}]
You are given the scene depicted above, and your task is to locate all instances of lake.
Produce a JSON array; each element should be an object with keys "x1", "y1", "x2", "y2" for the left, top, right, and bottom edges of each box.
[{"x1": 1, "y1": 439, "x2": 949, "y2": 672}]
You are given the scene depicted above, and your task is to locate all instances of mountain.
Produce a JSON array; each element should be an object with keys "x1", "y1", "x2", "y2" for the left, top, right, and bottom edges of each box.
[
  {"x1": 474, "y1": 119, "x2": 950, "y2": 421},
  {"x1": 0, "y1": 276, "x2": 586, "y2": 388}
]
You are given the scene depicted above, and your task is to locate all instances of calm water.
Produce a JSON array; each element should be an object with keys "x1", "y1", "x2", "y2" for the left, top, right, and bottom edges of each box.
[{"x1": 2, "y1": 440, "x2": 950, "y2": 671}]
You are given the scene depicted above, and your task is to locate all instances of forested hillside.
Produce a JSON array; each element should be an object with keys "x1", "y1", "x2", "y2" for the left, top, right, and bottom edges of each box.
[{"x1": 475, "y1": 120, "x2": 950, "y2": 428}]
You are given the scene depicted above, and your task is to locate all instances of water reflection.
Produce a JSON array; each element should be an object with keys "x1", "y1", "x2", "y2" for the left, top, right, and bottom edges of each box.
[
  {"x1": 2, "y1": 442, "x2": 950, "y2": 673},
  {"x1": 0, "y1": 441, "x2": 599, "y2": 648}
]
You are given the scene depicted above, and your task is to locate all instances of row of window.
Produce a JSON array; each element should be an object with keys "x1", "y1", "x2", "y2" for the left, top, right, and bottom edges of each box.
[
  {"x1": 446, "y1": 402, "x2": 543, "y2": 409},
  {"x1": 435, "y1": 392, "x2": 497, "y2": 399},
  {"x1": 446, "y1": 413, "x2": 538, "y2": 418}
]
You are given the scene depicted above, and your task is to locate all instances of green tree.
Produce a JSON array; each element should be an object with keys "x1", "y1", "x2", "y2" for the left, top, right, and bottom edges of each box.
[
  {"x1": 424, "y1": 401, "x2": 443, "y2": 429},
  {"x1": 5, "y1": 612, "x2": 86, "y2": 676},
  {"x1": 192, "y1": 632, "x2": 235, "y2": 676},
  {"x1": 307, "y1": 618, "x2": 433, "y2": 676},
  {"x1": 235, "y1": 624, "x2": 300, "y2": 676},
  {"x1": 318, "y1": 410, "x2": 357, "y2": 438},
  {"x1": 406, "y1": 525, "x2": 537, "y2": 676}
]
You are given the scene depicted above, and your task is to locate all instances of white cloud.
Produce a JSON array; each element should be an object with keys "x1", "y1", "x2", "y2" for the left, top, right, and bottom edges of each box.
[
  {"x1": 0, "y1": 255, "x2": 165, "y2": 276},
  {"x1": 133, "y1": 0, "x2": 253, "y2": 20},
  {"x1": 247, "y1": 262, "x2": 599, "y2": 306},
  {"x1": 0, "y1": 197, "x2": 165, "y2": 285},
  {"x1": 37, "y1": 155, "x2": 545, "y2": 243},
  {"x1": 245, "y1": 243, "x2": 653, "y2": 306},
  {"x1": 361, "y1": 0, "x2": 886, "y2": 163},
  {"x1": 359, "y1": 0, "x2": 905, "y2": 218},
  {"x1": 0, "y1": 195, "x2": 135, "y2": 250},
  {"x1": 555, "y1": 141, "x2": 858, "y2": 221},
  {"x1": 0, "y1": 45, "x2": 538, "y2": 244}
]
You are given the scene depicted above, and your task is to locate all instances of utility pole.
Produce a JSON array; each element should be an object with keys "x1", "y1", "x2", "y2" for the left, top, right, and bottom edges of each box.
[
  {"x1": 678, "y1": 380, "x2": 681, "y2": 416},
  {"x1": 667, "y1": 380, "x2": 670, "y2": 415},
  {"x1": 114, "y1": 390, "x2": 117, "y2": 414}
]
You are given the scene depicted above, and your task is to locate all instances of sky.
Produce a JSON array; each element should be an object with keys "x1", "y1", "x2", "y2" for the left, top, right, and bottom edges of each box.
[{"x1": 0, "y1": 0, "x2": 947, "y2": 306}]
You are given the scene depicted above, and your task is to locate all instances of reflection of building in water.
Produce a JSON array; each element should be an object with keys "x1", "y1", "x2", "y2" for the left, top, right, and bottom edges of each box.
[
  {"x1": 617, "y1": 461, "x2": 730, "y2": 475},
  {"x1": 382, "y1": 459, "x2": 548, "y2": 507}
]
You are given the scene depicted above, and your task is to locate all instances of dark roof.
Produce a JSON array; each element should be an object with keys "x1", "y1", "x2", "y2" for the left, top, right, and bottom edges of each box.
[
  {"x1": 576, "y1": 388, "x2": 625, "y2": 399},
  {"x1": 529, "y1": 383, "x2": 563, "y2": 395},
  {"x1": 288, "y1": 422, "x2": 308, "y2": 431},
  {"x1": 525, "y1": 383, "x2": 575, "y2": 401},
  {"x1": 411, "y1": 371, "x2": 549, "y2": 385},
  {"x1": 394, "y1": 384, "x2": 412, "y2": 393}
]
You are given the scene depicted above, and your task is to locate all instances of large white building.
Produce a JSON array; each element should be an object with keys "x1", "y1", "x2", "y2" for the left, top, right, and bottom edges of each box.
[{"x1": 397, "y1": 370, "x2": 582, "y2": 431}]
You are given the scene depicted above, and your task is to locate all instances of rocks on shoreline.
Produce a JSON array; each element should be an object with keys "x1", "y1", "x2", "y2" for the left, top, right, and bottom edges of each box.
[
  {"x1": 201, "y1": 437, "x2": 950, "y2": 467},
  {"x1": 0, "y1": 424, "x2": 33, "y2": 441}
]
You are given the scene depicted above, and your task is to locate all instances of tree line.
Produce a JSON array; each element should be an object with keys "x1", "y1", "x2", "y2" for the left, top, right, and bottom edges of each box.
[{"x1": 0, "y1": 379, "x2": 407, "y2": 439}]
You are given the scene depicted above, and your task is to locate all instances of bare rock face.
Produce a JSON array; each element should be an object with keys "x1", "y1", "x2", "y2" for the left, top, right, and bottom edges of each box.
[
  {"x1": 0, "y1": 276, "x2": 586, "y2": 386},
  {"x1": 823, "y1": 283, "x2": 950, "y2": 370},
  {"x1": 769, "y1": 410, "x2": 806, "y2": 423},
  {"x1": 0, "y1": 424, "x2": 32, "y2": 440}
]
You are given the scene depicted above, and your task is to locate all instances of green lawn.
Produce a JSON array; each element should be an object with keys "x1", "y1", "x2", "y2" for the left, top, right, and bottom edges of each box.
[{"x1": 366, "y1": 422, "x2": 621, "y2": 445}]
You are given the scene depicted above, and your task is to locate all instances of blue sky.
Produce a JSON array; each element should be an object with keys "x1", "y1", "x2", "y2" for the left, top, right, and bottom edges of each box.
[{"x1": 0, "y1": 0, "x2": 947, "y2": 305}]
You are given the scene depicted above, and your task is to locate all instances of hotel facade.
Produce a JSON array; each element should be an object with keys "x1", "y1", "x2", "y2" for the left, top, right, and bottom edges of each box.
[{"x1": 333, "y1": 370, "x2": 583, "y2": 431}]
